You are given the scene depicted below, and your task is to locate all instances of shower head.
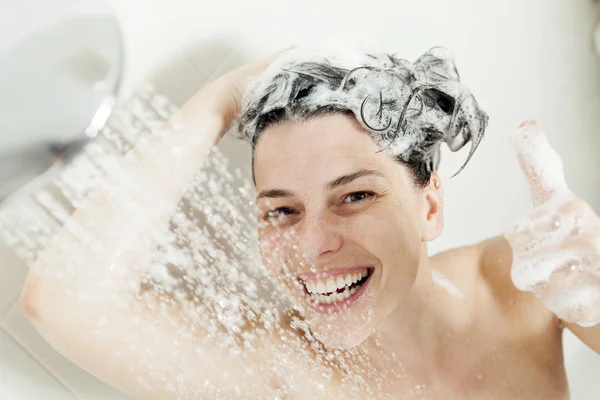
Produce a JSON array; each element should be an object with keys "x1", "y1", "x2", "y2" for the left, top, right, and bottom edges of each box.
[{"x1": 0, "y1": 1, "x2": 123, "y2": 202}]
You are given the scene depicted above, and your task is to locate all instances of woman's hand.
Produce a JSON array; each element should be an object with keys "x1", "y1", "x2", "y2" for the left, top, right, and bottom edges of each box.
[
  {"x1": 200, "y1": 47, "x2": 293, "y2": 129},
  {"x1": 505, "y1": 121, "x2": 600, "y2": 327}
]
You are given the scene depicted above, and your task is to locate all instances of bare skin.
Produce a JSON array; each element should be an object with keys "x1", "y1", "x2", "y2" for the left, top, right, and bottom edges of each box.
[
  {"x1": 250, "y1": 115, "x2": 574, "y2": 399},
  {"x1": 283, "y1": 237, "x2": 570, "y2": 400},
  {"x1": 411, "y1": 237, "x2": 568, "y2": 399},
  {"x1": 19, "y1": 52, "x2": 599, "y2": 399}
]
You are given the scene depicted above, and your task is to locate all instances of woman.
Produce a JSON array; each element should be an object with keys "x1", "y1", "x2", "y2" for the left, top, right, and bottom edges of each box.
[{"x1": 20, "y1": 45, "x2": 600, "y2": 399}]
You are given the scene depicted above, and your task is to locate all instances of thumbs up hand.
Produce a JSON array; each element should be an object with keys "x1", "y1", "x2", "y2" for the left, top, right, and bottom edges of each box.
[{"x1": 505, "y1": 121, "x2": 600, "y2": 327}]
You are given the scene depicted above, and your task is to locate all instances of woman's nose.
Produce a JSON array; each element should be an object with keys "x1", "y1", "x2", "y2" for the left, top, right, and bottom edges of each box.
[{"x1": 297, "y1": 212, "x2": 343, "y2": 261}]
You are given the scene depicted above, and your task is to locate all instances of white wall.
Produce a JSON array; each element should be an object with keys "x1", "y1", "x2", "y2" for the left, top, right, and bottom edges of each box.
[{"x1": 1, "y1": 0, "x2": 599, "y2": 398}]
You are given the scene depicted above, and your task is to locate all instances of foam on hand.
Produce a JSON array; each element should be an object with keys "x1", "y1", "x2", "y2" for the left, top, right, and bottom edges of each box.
[
  {"x1": 507, "y1": 122, "x2": 600, "y2": 327},
  {"x1": 509, "y1": 120, "x2": 570, "y2": 206}
]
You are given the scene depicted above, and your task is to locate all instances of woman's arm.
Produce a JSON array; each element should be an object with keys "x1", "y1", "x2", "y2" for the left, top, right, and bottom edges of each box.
[
  {"x1": 563, "y1": 323, "x2": 600, "y2": 354},
  {"x1": 19, "y1": 53, "x2": 291, "y2": 399}
]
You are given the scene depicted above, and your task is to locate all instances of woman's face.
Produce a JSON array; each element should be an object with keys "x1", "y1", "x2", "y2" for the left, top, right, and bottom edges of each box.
[{"x1": 253, "y1": 114, "x2": 442, "y2": 349}]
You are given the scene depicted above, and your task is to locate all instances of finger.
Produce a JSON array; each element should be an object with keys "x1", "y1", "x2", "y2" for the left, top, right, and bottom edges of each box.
[
  {"x1": 510, "y1": 248, "x2": 581, "y2": 293},
  {"x1": 504, "y1": 205, "x2": 555, "y2": 249},
  {"x1": 511, "y1": 210, "x2": 576, "y2": 243},
  {"x1": 510, "y1": 120, "x2": 570, "y2": 206}
]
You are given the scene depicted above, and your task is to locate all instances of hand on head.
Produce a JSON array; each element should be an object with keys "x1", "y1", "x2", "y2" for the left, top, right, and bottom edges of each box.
[{"x1": 200, "y1": 46, "x2": 296, "y2": 129}]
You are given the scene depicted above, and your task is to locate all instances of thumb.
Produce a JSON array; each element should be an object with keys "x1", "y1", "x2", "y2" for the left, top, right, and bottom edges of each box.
[{"x1": 510, "y1": 120, "x2": 570, "y2": 206}]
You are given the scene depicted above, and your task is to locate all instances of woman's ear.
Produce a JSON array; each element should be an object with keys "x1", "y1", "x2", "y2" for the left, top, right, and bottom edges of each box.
[{"x1": 421, "y1": 172, "x2": 444, "y2": 241}]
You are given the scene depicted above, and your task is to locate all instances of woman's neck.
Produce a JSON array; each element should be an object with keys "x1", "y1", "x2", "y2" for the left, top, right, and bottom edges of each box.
[{"x1": 364, "y1": 257, "x2": 477, "y2": 381}]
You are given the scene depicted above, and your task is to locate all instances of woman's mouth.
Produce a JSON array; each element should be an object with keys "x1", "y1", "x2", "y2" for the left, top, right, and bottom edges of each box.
[{"x1": 298, "y1": 267, "x2": 373, "y2": 311}]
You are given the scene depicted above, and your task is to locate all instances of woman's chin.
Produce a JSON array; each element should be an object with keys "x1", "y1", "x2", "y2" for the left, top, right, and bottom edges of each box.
[{"x1": 310, "y1": 319, "x2": 373, "y2": 350}]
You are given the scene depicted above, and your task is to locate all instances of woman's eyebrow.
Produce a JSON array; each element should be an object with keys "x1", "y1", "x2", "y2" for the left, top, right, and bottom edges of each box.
[
  {"x1": 256, "y1": 188, "x2": 295, "y2": 201},
  {"x1": 256, "y1": 169, "x2": 383, "y2": 200},
  {"x1": 326, "y1": 169, "x2": 384, "y2": 190}
]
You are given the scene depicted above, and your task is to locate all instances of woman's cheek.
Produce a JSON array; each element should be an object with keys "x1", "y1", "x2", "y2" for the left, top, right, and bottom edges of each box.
[{"x1": 259, "y1": 226, "x2": 297, "y2": 265}]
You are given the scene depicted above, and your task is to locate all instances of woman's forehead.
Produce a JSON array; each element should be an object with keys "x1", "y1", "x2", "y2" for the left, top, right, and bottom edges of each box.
[
  {"x1": 255, "y1": 115, "x2": 380, "y2": 162},
  {"x1": 253, "y1": 115, "x2": 406, "y2": 192}
]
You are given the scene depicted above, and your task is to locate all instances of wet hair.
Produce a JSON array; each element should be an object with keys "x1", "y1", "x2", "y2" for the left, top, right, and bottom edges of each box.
[{"x1": 237, "y1": 46, "x2": 489, "y2": 187}]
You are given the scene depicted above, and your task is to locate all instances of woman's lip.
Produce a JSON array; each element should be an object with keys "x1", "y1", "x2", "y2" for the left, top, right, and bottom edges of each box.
[
  {"x1": 300, "y1": 269, "x2": 374, "y2": 314},
  {"x1": 296, "y1": 265, "x2": 373, "y2": 282}
]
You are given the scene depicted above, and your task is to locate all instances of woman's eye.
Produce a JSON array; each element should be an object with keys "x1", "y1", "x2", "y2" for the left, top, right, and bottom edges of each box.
[
  {"x1": 264, "y1": 207, "x2": 295, "y2": 221},
  {"x1": 342, "y1": 191, "x2": 374, "y2": 204}
]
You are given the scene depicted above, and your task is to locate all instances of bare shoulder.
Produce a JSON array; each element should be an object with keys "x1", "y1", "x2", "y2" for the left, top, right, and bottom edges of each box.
[
  {"x1": 474, "y1": 236, "x2": 557, "y2": 324},
  {"x1": 431, "y1": 236, "x2": 555, "y2": 322},
  {"x1": 429, "y1": 240, "x2": 485, "y2": 292},
  {"x1": 474, "y1": 236, "x2": 532, "y2": 304},
  {"x1": 476, "y1": 235, "x2": 515, "y2": 296}
]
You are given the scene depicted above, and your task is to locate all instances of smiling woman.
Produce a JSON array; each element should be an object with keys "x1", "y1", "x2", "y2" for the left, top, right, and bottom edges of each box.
[
  {"x1": 252, "y1": 113, "x2": 448, "y2": 349},
  {"x1": 245, "y1": 46, "x2": 487, "y2": 349},
  {"x1": 18, "y1": 43, "x2": 600, "y2": 400}
]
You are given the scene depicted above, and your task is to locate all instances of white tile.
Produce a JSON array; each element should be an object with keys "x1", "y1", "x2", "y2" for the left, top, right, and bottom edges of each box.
[
  {"x1": 1, "y1": 301, "x2": 132, "y2": 400},
  {"x1": 106, "y1": 0, "x2": 246, "y2": 91},
  {"x1": 146, "y1": 48, "x2": 204, "y2": 107},
  {"x1": 106, "y1": 0, "x2": 187, "y2": 93},
  {"x1": 0, "y1": 326, "x2": 75, "y2": 400},
  {"x1": 182, "y1": 38, "x2": 238, "y2": 84}
]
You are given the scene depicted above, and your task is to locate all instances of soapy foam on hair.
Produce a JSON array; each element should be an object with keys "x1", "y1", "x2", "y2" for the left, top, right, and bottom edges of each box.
[{"x1": 238, "y1": 42, "x2": 490, "y2": 178}]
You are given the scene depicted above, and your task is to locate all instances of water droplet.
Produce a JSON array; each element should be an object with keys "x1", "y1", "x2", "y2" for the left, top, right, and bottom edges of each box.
[
  {"x1": 560, "y1": 258, "x2": 582, "y2": 274},
  {"x1": 551, "y1": 215, "x2": 561, "y2": 230},
  {"x1": 0, "y1": 83, "x2": 405, "y2": 397},
  {"x1": 570, "y1": 263, "x2": 578, "y2": 272}
]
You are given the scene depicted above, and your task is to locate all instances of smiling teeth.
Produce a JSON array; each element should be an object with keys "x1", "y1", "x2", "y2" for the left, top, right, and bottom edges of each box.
[
  {"x1": 304, "y1": 268, "x2": 370, "y2": 304},
  {"x1": 309, "y1": 285, "x2": 361, "y2": 305},
  {"x1": 326, "y1": 279, "x2": 337, "y2": 293},
  {"x1": 305, "y1": 269, "x2": 369, "y2": 295}
]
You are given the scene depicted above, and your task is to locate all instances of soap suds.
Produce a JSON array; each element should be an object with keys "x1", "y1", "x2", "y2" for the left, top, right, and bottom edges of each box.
[
  {"x1": 510, "y1": 120, "x2": 570, "y2": 206},
  {"x1": 508, "y1": 122, "x2": 600, "y2": 327},
  {"x1": 238, "y1": 41, "x2": 489, "y2": 176}
]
